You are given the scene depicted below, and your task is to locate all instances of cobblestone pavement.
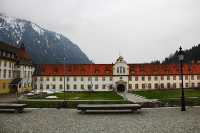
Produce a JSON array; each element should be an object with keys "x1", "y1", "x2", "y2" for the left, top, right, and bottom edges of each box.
[
  {"x1": 0, "y1": 94, "x2": 17, "y2": 103},
  {"x1": 0, "y1": 107, "x2": 200, "y2": 133}
]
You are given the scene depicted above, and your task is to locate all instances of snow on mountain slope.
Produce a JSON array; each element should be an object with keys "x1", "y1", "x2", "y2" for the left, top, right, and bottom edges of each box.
[{"x1": 0, "y1": 15, "x2": 91, "y2": 64}]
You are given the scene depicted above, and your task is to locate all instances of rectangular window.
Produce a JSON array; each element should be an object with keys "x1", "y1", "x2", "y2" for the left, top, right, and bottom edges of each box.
[
  {"x1": 81, "y1": 84, "x2": 84, "y2": 89},
  {"x1": 198, "y1": 83, "x2": 200, "y2": 87},
  {"x1": 128, "y1": 84, "x2": 132, "y2": 89},
  {"x1": 102, "y1": 84, "x2": 106, "y2": 89},
  {"x1": 197, "y1": 75, "x2": 200, "y2": 80},
  {"x1": 52, "y1": 85, "x2": 56, "y2": 89},
  {"x1": 60, "y1": 77, "x2": 63, "y2": 81},
  {"x1": 135, "y1": 76, "x2": 138, "y2": 81},
  {"x1": 109, "y1": 84, "x2": 112, "y2": 89},
  {"x1": 95, "y1": 84, "x2": 98, "y2": 89},
  {"x1": 67, "y1": 77, "x2": 69, "y2": 81},
  {"x1": 3, "y1": 69, "x2": 6, "y2": 78},
  {"x1": 102, "y1": 76, "x2": 105, "y2": 81},
  {"x1": 88, "y1": 77, "x2": 91, "y2": 81},
  {"x1": 88, "y1": 84, "x2": 92, "y2": 89},
  {"x1": 154, "y1": 83, "x2": 158, "y2": 89},
  {"x1": 46, "y1": 84, "x2": 49, "y2": 89},
  {"x1": 192, "y1": 83, "x2": 195, "y2": 88},
  {"x1": 40, "y1": 84, "x2": 43, "y2": 90},
  {"x1": 148, "y1": 76, "x2": 151, "y2": 81},
  {"x1": 135, "y1": 84, "x2": 138, "y2": 89},
  {"x1": 59, "y1": 84, "x2": 63, "y2": 89},
  {"x1": 142, "y1": 76, "x2": 145, "y2": 81},
  {"x1": 142, "y1": 84, "x2": 145, "y2": 89},
  {"x1": 161, "y1": 76, "x2": 164, "y2": 80},
  {"x1": 167, "y1": 76, "x2": 170, "y2": 80},
  {"x1": 148, "y1": 83, "x2": 151, "y2": 89},
  {"x1": 167, "y1": 83, "x2": 171, "y2": 88},
  {"x1": 185, "y1": 83, "x2": 189, "y2": 88},
  {"x1": 154, "y1": 76, "x2": 158, "y2": 81},
  {"x1": 95, "y1": 76, "x2": 98, "y2": 81},
  {"x1": 173, "y1": 83, "x2": 176, "y2": 88},
  {"x1": 73, "y1": 77, "x2": 77, "y2": 81},
  {"x1": 46, "y1": 77, "x2": 49, "y2": 81},
  {"x1": 67, "y1": 84, "x2": 70, "y2": 90},
  {"x1": 81, "y1": 77, "x2": 84, "y2": 81},
  {"x1": 73, "y1": 84, "x2": 77, "y2": 89},
  {"x1": 128, "y1": 76, "x2": 132, "y2": 81},
  {"x1": 110, "y1": 76, "x2": 112, "y2": 81},
  {"x1": 161, "y1": 83, "x2": 164, "y2": 88},
  {"x1": 173, "y1": 76, "x2": 176, "y2": 80},
  {"x1": 40, "y1": 77, "x2": 43, "y2": 81},
  {"x1": 8, "y1": 70, "x2": 11, "y2": 78},
  {"x1": 53, "y1": 77, "x2": 56, "y2": 81},
  {"x1": 191, "y1": 75, "x2": 194, "y2": 80},
  {"x1": 117, "y1": 67, "x2": 119, "y2": 73},
  {"x1": 185, "y1": 75, "x2": 188, "y2": 80}
]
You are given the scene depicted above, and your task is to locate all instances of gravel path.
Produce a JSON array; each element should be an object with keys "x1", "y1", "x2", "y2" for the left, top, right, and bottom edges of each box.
[{"x1": 0, "y1": 107, "x2": 200, "y2": 133}]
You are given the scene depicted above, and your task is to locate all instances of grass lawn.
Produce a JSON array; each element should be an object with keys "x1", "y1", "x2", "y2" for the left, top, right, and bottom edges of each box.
[
  {"x1": 134, "y1": 88, "x2": 200, "y2": 106},
  {"x1": 21, "y1": 91, "x2": 128, "y2": 108},
  {"x1": 28, "y1": 91, "x2": 123, "y2": 100}
]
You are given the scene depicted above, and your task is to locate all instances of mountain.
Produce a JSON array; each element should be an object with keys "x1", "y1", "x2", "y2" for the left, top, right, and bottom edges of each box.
[
  {"x1": 154, "y1": 44, "x2": 200, "y2": 64},
  {"x1": 0, "y1": 14, "x2": 92, "y2": 64}
]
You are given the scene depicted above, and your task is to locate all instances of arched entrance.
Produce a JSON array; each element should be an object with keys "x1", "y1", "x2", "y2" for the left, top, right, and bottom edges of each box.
[{"x1": 117, "y1": 84, "x2": 125, "y2": 92}]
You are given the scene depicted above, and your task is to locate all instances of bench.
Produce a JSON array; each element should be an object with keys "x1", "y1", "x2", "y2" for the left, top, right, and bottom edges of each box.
[
  {"x1": 0, "y1": 103, "x2": 27, "y2": 113},
  {"x1": 77, "y1": 104, "x2": 141, "y2": 113}
]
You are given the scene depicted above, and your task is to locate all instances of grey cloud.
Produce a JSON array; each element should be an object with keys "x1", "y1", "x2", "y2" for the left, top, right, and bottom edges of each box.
[{"x1": 1, "y1": 0, "x2": 200, "y2": 63}]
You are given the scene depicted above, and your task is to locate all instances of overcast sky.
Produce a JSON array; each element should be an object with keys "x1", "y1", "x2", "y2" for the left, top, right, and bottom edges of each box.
[{"x1": 1, "y1": 0, "x2": 200, "y2": 63}]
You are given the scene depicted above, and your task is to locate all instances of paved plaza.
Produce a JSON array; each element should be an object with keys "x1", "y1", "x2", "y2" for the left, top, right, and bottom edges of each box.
[
  {"x1": 119, "y1": 93, "x2": 158, "y2": 103},
  {"x1": 0, "y1": 107, "x2": 200, "y2": 133}
]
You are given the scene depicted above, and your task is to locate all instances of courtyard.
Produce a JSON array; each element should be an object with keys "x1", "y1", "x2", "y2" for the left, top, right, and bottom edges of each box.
[{"x1": 0, "y1": 107, "x2": 200, "y2": 133}]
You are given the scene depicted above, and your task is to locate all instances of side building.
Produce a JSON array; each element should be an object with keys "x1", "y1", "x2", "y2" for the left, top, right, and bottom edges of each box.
[
  {"x1": 33, "y1": 56, "x2": 200, "y2": 93},
  {"x1": 0, "y1": 41, "x2": 34, "y2": 94}
]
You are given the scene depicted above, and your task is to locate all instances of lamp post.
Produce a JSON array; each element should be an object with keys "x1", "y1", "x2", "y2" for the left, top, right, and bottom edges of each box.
[
  {"x1": 57, "y1": 57, "x2": 67, "y2": 108},
  {"x1": 178, "y1": 46, "x2": 186, "y2": 111}
]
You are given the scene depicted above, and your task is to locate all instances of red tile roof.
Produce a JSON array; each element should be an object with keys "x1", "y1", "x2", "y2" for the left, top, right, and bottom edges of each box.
[
  {"x1": 16, "y1": 48, "x2": 32, "y2": 61},
  {"x1": 129, "y1": 64, "x2": 200, "y2": 76},
  {"x1": 36, "y1": 63, "x2": 200, "y2": 76},
  {"x1": 37, "y1": 64, "x2": 113, "y2": 76},
  {"x1": 0, "y1": 41, "x2": 32, "y2": 65}
]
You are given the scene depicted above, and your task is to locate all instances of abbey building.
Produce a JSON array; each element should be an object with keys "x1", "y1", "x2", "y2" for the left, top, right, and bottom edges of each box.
[
  {"x1": 0, "y1": 41, "x2": 34, "y2": 94},
  {"x1": 33, "y1": 56, "x2": 200, "y2": 93}
]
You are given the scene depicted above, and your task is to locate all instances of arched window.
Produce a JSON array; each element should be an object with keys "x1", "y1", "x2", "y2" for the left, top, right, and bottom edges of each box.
[
  {"x1": 123, "y1": 67, "x2": 125, "y2": 73},
  {"x1": 117, "y1": 67, "x2": 119, "y2": 73},
  {"x1": 120, "y1": 67, "x2": 122, "y2": 73}
]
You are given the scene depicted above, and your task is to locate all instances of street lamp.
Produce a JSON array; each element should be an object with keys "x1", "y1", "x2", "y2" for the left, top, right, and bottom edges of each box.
[{"x1": 178, "y1": 46, "x2": 186, "y2": 111}]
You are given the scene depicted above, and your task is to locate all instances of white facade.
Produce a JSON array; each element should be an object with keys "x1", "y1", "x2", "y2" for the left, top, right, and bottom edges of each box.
[
  {"x1": 34, "y1": 56, "x2": 200, "y2": 92},
  {"x1": 15, "y1": 65, "x2": 35, "y2": 90},
  {"x1": 0, "y1": 59, "x2": 15, "y2": 80}
]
